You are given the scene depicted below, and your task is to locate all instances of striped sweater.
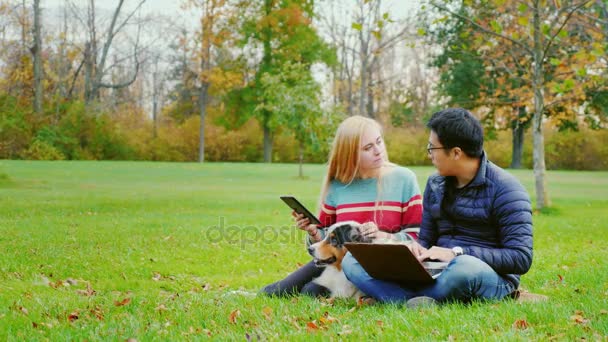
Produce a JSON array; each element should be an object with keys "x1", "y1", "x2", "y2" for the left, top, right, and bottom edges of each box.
[{"x1": 308, "y1": 166, "x2": 423, "y2": 244}]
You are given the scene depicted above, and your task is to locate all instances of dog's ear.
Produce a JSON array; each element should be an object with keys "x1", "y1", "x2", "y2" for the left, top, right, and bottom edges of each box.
[{"x1": 330, "y1": 224, "x2": 353, "y2": 247}]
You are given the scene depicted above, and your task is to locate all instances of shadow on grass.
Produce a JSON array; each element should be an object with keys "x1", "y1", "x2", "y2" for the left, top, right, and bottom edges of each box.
[{"x1": 534, "y1": 206, "x2": 563, "y2": 216}]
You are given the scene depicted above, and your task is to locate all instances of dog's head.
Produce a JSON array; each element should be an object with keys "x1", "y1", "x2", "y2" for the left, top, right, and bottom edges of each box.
[{"x1": 307, "y1": 221, "x2": 373, "y2": 269}]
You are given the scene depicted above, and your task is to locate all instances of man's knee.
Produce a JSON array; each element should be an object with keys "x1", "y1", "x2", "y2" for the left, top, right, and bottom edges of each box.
[{"x1": 444, "y1": 255, "x2": 488, "y2": 285}]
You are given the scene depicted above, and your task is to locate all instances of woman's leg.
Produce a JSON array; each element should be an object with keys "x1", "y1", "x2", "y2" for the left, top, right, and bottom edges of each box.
[
  {"x1": 342, "y1": 252, "x2": 416, "y2": 303},
  {"x1": 259, "y1": 260, "x2": 328, "y2": 297}
]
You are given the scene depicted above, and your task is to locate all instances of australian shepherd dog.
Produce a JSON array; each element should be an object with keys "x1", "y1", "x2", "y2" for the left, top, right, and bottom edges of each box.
[{"x1": 307, "y1": 221, "x2": 374, "y2": 299}]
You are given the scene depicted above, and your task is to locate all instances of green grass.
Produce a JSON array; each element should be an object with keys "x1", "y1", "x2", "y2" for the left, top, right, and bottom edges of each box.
[{"x1": 0, "y1": 160, "x2": 607, "y2": 340}]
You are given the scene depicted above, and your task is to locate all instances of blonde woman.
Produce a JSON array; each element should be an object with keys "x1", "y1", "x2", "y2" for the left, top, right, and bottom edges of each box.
[{"x1": 260, "y1": 115, "x2": 423, "y2": 297}]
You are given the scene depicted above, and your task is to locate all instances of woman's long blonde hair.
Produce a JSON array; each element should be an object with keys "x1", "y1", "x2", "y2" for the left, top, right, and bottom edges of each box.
[{"x1": 318, "y1": 115, "x2": 390, "y2": 211}]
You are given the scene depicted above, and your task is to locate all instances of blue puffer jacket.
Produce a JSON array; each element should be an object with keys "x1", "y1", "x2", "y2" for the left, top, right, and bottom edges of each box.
[{"x1": 418, "y1": 152, "x2": 533, "y2": 288}]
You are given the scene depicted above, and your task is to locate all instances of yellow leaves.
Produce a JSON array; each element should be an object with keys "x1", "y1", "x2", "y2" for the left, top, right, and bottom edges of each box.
[{"x1": 262, "y1": 306, "x2": 273, "y2": 321}]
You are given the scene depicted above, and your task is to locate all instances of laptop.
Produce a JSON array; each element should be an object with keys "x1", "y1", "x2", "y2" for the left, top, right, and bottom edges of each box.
[{"x1": 344, "y1": 243, "x2": 447, "y2": 287}]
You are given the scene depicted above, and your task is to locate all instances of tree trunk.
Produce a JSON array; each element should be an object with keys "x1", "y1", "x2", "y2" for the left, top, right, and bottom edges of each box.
[
  {"x1": 152, "y1": 70, "x2": 159, "y2": 139},
  {"x1": 298, "y1": 141, "x2": 304, "y2": 178},
  {"x1": 510, "y1": 106, "x2": 526, "y2": 169},
  {"x1": 33, "y1": 0, "x2": 43, "y2": 115},
  {"x1": 263, "y1": 122, "x2": 273, "y2": 163},
  {"x1": 532, "y1": 0, "x2": 549, "y2": 210},
  {"x1": 198, "y1": 84, "x2": 208, "y2": 163}
]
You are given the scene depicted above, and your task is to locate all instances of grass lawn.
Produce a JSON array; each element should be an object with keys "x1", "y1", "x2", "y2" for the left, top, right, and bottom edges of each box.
[{"x1": 0, "y1": 160, "x2": 607, "y2": 340}]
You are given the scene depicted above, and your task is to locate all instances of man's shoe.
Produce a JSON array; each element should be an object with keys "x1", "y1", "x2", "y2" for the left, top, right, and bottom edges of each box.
[{"x1": 406, "y1": 296, "x2": 438, "y2": 308}]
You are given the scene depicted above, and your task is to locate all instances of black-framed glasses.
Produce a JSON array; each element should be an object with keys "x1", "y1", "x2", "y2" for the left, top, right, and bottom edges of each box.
[{"x1": 426, "y1": 144, "x2": 449, "y2": 155}]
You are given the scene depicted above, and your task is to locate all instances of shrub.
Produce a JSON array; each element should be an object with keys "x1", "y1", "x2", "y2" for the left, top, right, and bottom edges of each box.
[{"x1": 20, "y1": 140, "x2": 66, "y2": 160}]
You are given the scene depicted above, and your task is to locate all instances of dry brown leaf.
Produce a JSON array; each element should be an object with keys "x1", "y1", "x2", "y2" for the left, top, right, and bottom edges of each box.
[
  {"x1": 68, "y1": 311, "x2": 79, "y2": 322},
  {"x1": 600, "y1": 309, "x2": 608, "y2": 315},
  {"x1": 570, "y1": 314, "x2": 589, "y2": 324},
  {"x1": 512, "y1": 319, "x2": 530, "y2": 330},
  {"x1": 376, "y1": 320, "x2": 384, "y2": 327},
  {"x1": 76, "y1": 283, "x2": 96, "y2": 297},
  {"x1": 202, "y1": 283, "x2": 211, "y2": 291},
  {"x1": 156, "y1": 304, "x2": 168, "y2": 312},
  {"x1": 20, "y1": 307, "x2": 28, "y2": 316},
  {"x1": 90, "y1": 306, "x2": 104, "y2": 321},
  {"x1": 262, "y1": 307, "x2": 273, "y2": 321},
  {"x1": 115, "y1": 298, "x2": 131, "y2": 307},
  {"x1": 229, "y1": 309, "x2": 240, "y2": 324},
  {"x1": 319, "y1": 312, "x2": 338, "y2": 326},
  {"x1": 306, "y1": 321, "x2": 319, "y2": 333},
  {"x1": 152, "y1": 273, "x2": 162, "y2": 281}
]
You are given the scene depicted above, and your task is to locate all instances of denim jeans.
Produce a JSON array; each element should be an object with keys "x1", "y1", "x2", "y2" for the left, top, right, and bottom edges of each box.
[{"x1": 342, "y1": 253, "x2": 515, "y2": 304}]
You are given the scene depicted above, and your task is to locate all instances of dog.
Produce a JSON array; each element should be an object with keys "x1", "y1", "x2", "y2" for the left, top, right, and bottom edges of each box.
[{"x1": 307, "y1": 221, "x2": 374, "y2": 299}]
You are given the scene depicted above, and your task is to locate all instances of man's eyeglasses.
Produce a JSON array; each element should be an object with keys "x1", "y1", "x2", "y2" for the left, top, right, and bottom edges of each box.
[{"x1": 427, "y1": 144, "x2": 449, "y2": 155}]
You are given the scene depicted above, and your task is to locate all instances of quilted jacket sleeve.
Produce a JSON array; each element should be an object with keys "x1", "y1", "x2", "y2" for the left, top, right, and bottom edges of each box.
[
  {"x1": 464, "y1": 178, "x2": 533, "y2": 275},
  {"x1": 418, "y1": 177, "x2": 438, "y2": 249}
]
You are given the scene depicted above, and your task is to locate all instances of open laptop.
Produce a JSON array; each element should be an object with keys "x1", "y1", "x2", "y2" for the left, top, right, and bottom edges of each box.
[{"x1": 344, "y1": 243, "x2": 447, "y2": 287}]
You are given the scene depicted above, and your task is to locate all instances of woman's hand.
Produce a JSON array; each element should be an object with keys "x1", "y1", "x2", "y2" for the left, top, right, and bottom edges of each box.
[
  {"x1": 360, "y1": 222, "x2": 391, "y2": 240},
  {"x1": 292, "y1": 212, "x2": 321, "y2": 242}
]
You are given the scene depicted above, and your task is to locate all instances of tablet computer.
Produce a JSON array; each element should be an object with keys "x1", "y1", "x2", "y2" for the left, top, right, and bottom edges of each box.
[{"x1": 280, "y1": 196, "x2": 322, "y2": 225}]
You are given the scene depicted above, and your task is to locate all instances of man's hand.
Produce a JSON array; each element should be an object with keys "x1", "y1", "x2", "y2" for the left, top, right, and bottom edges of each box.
[
  {"x1": 418, "y1": 246, "x2": 456, "y2": 262},
  {"x1": 407, "y1": 241, "x2": 428, "y2": 258}
]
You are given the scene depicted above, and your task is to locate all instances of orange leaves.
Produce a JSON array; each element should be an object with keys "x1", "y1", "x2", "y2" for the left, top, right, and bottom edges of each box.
[
  {"x1": 229, "y1": 309, "x2": 241, "y2": 324},
  {"x1": 115, "y1": 297, "x2": 131, "y2": 307},
  {"x1": 512, "y1": 319, "x2": 530, "y2": 330},
  {"x1": 305, "y1": 312, "x2": 340, "y2": 333},
  {"x1": 570, "y1": 310, "x2": 590, "y2": 325}
]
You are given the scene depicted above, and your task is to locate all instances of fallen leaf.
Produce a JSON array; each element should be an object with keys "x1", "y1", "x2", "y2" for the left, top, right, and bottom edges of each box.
[
  {"x1": 32, "y1": 322, "x2": 38, "y2": 329},
  {"x1": 76, "y1": 283, "x2": 96, "y2": 297},
  {"x1": 512, "y1": 319, "x2": 529, "y2": 330},
  {"x1": 229, "y1": 309, "x2": 240, "y2": 324},
  {"x1": 319, "y1": 312, "x2": 338, "y2": 326},
  {"x1": 202, "y1": 283, "x2": 211, "y2": 291},
  {"x1": 376, "y1": 320, "x2": 384, "y2": 327},
  {"x1": 262, "y1": 307, "x2": 273, "y2": 321},
  {"x1": 600, "y1": 309, "x2": 607, "y2": 315},
  {"x1": 126, "y1": 339, "x2": 137, "y2": 342},
  {"x1": 20, "y1": 307, "x2": 28, "y2": 316},
  {"x1": 570, "y1": 314, "x2": 589, "y2": 324},
  {"x1": 557, "y1": 274, "x2": 564, "y2": 282},
  {"x1": 152, "y1": 273, "x2": 162, "y2": 281},
  {"x1": 66, "y1": 278, "x2": 77, "y2": 286},
  {"x1": 68, "y1": 311, "x2": 79, "y2": 322},
  {"x1": 156, "y1": 304, "x2": 168, "y2": 312},
  {"x1": 306, "y1": 321, "x2": 319, "y2": 333},
  {"x1": 115, "y1": 298, "x2": 131, "y2": 307},
  {"x1": 90, "y1": 306, "x2": 104, "y2": 320}
]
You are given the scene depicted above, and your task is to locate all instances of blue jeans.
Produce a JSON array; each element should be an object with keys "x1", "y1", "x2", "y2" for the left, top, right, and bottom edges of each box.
[{"x1": 342, "y1": 253, "x2": 515, "y2": 304}]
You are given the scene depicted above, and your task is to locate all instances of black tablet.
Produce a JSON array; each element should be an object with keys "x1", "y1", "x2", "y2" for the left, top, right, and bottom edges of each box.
[{"x1": 280, "y1": 196, "x2": 322, "y2": 225}]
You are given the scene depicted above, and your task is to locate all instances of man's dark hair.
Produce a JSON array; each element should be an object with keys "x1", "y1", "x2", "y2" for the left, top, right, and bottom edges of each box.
[{"x1": 427, "y1": 108, "x2": 484, "y2": 158}]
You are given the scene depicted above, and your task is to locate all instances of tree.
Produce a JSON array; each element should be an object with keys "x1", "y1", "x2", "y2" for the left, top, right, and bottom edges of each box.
[
  {"x1": 77, "y1": 0, "x2": 146, "y2": 103},
  {"x1": 257, "y1": 62, "x2": 331, "y2": 177},
  {"x1": 428, "y1": 0, "x2": 606, "y2": 209},
  {"x1": 32, "y1": 0, "x2": 42, "y2": 115},
  {"x1": 227, "y1": 0, "x2": 335, "y2": 163}
]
